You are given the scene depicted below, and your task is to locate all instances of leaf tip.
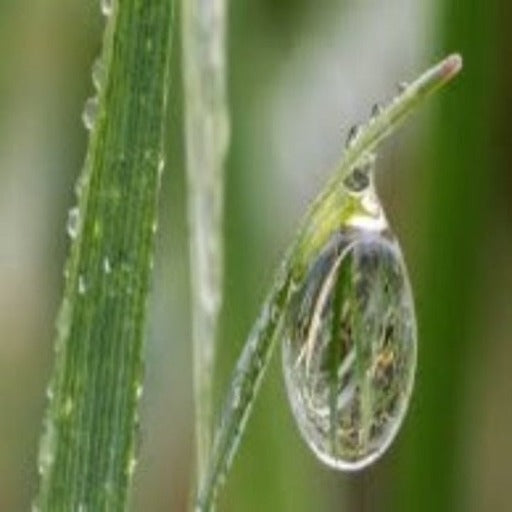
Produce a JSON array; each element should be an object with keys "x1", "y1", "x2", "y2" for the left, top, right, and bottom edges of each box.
[{"x1": 441, "y1": 53, "x2": 463, "y2": 81}]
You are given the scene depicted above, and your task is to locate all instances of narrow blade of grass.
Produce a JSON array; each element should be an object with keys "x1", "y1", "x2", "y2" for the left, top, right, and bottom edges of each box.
[
  {"x1": 196, "y1": 54, "x2": 462, "y2": 511},
  {"x1": 182, "y1": 0, "x2": 230, "y2": 480},
  {"x1": 35, "y1": 2, "x2": 174, "y2": 510}
]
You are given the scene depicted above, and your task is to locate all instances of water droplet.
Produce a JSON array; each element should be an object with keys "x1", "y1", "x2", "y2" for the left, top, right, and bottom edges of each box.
[
  {"x1": 397, "y1": 81, "x2": 408, "y2": 93},
  {"x1": 82, "y1": 97, "x2": 98, "y2": 131},
  {"x1": 135, "y1": 384, "x2": 143, "y2": 400},
  {"x1": 100, "y1": 0, "x2": 113, "y2": 16},
  {"x1": 158, "y1": 156, "x2": 165, "y2": 177},
  {"x1": 232, "y1": 386, "x2": 242, "y2": 410},
  {"x1": 55, "y1": 298, "x2": 72, "y2": 354},
  {"x1": 343, "y1": 153, "x2": 376, "y2": 195},
  {"x1": 103, "y1": 257, "x2": 112, "y2": 274},
  {"x1": 92, "y1": 57, "x2": 105, "y2": 91},
  {"x1": 371, "y1": 103, "x2": 382, "y2": 118},
  {"x1": 346, "y1": 125, "x2": 361, "y2": 148},
  {"x1": 78, "y1": 275, "x2": 86, "y2": 295},
  {"x1": 282, "y1": 208, "x2": 417, "y2": 470},
  {"x1": 46, "y1": 385, "x2": 54, "y2": 401},
  {"x1": 67, "y1": 207, "x2": 80, "y2": 240},
  {"x1": 38, "y1": 420, "x2": 56, "y2": 476},
  {"x1": 343, "y1": 166, "x2": 370, "y2": 193}
]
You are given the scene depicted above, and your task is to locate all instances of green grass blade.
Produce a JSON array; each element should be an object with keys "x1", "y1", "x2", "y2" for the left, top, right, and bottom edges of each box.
[
  {"x1": 182, "y1": 0, "x2": 230, "y2": 480},
  {"x1": 35, "y1": 2, "x2": 174, "y2": 510},
  {"x1": 195, "y1": 54, "x2": 462, "y2": 512}
]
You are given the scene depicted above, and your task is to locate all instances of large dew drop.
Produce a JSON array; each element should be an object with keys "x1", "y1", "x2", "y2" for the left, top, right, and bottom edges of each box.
[{"x1": 282, "y1": 185, "x2": 417, "y2": 470}]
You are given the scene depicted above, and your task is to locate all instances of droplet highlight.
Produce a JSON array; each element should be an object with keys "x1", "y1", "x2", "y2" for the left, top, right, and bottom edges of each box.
[
  {"x1": 397, "y1": 81, "x2": 408, "y2": 93},
  {"x1": 100, "y1": 0, "x2": 113, "y2": 17},
  {"x1": 66, "y1": 207, "x2": 80, "y2": 240},
  {"x1": 371, "y1": 103, "x2": 382, "y2": 118},
  {"x1": 38, "y1": 421, "x2": 56, "y2": 476},
  {"x1": 282, "y1": 191, "x2": 417, "y2": 470},
  {"x1": 346, "y1": 125, "x2": 361, "y2": 148},
  {"x1": 82, "y1": 97, "x2": 98, "y2": 131}
]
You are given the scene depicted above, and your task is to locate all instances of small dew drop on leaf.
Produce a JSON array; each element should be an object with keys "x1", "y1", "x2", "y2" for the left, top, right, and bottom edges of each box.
[
  {"x1": 158, "y1": 156, "x2": 165, "y2": 178},
  {"x1": 397, "y1": 81, "x2": 408, "y2": 93},
  {"x1": 371, "y1": 103, "x2": 382, "y2": 118},
  {"x1": 66, "y1": 207, "x2": 80, "y2": 240},
  {"x1": 45, "y1": 385, "x2": 54, "y2": 401},
  {"x1": 343, "y1": 167, "x2": 370, "y2": 193},
  {"x1": 231, "y1": 386, "x2": 241, "y2": 410},
  {"x1": 38, "y1": 421, "x2": 56, "y2": 477},
  {"x1": 127, "y1": 457, "x2": 137, "y2": 477},
  {"x1": 346, "y1": 125, "x2": 361, "y2": 148},
  {"x1": 82, "y1": 97, "x2": 99, "y2": 131},
  {"x1": 100, "y1": 0, "x2": 113, "y2": 17}
]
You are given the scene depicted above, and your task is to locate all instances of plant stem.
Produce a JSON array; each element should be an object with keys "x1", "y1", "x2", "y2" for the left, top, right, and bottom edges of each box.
[
  {"x1": 181, "y1": 0, "x2": 230, "y2": 481},
  {"x1": 195, "y1": 54, "x2": 462, "y2": 511},
  {"x1": 35, "y1": 1, "x2": 174, "y2": 510}
]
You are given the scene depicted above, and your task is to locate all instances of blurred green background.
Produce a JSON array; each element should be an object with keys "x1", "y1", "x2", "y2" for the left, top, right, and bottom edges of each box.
[{"x1": 1, "y1": 1, "x2": 511, "y2": 510}]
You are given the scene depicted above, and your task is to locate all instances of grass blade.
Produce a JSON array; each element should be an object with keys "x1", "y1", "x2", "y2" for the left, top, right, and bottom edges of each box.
[
  {"x1": 35, "y1": 2, "x2": 174, "y2": 510},
  {"x1": 196, "y1": 54, "x2": 462, "y2": 511},
  {"x1": 182, "y1": 0, "x2": 230, "y2": 480}
]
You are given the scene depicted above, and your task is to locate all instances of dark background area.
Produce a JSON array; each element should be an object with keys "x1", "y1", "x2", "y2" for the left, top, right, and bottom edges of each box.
[{"x1": 0, "y1": 1, "x2": 510, "y2": 510}]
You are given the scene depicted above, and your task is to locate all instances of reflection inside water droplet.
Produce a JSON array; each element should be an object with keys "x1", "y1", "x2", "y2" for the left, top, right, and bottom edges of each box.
[
  {"x1": 343, "y1": 166, "x2": 370, "y2": 193},
  {"x1": 282, "y1": 222, "x2": 416, "y2": 471}
]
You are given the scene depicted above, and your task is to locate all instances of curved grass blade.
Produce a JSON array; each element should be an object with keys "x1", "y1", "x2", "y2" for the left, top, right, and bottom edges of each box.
[
  {"x1": 196, "y1": 54, "x2": 463, "y2": 511},
  {"x1": 35, "y1": 2, "x2": 174, "y2": 510}
]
